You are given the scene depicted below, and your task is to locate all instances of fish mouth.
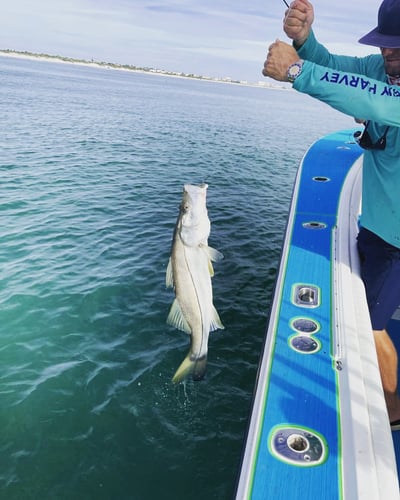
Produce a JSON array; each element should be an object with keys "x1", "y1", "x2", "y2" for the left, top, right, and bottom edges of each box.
[{"x1": 184, "y1": 183, "x2": 208, "y2": 190}]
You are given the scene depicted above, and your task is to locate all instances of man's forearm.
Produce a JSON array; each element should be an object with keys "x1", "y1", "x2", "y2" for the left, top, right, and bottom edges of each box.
[{"x1": 294, "y1": 61, "x2": 400, "y2": 126}]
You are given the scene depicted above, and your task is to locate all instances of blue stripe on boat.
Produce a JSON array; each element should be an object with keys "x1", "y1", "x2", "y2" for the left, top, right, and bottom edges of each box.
[{"x1": 235, "y1": 130, "x2": 400, "y2": 499}]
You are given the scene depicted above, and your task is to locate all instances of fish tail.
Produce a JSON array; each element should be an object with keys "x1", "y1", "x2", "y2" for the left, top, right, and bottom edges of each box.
[
  {"x1": 172, "y1": 354, "x2": 207, "y2": 384},
  {"x1": 192, "y1": 356, "x2": 207, "y2": 381}
]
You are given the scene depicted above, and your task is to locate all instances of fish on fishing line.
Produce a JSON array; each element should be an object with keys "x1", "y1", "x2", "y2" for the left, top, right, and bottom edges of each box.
[{"x1": 166, "y1": 183, "x2": 224, "y2": 383}]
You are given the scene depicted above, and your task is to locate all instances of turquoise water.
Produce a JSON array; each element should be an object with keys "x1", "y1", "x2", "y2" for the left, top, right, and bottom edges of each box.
[{"x1": 0, "y1": 56, "x2": 353, "y2": 499}]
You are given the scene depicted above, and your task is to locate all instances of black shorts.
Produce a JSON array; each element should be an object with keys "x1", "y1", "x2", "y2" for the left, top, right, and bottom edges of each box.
[{"x1": 357, "y1": 227, "x2": 400, "y2": 330}]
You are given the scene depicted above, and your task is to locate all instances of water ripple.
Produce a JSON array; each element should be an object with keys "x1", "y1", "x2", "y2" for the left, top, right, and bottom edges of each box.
[{"x1": 0, "y1": 57, "x2": 353, "y2": 500}]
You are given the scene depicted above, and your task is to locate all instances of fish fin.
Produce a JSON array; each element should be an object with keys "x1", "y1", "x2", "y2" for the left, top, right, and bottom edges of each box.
[
  {"x1": 200, "y1": 244, "x2": 224, "y2": 262},
  {"x1": 208, "y1": 260, "x2": 215, "y2": 277},
  {"x1": 166, "y1": 258, "x2": 174, "y2": 288},
  {"x1": 167, "y1": 299, "x2": 191, "y2": 334},
  {"x1": 172, "y1": 353, "x2": 207, "y2": 383},
  {"x1": 210, "y1": 306, "x2": 224, "y2": 332}
]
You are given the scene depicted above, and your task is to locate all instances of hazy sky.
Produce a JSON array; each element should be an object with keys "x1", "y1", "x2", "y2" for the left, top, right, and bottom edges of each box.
[{"x1": 2, "y1": 0, "x2": 383, "y2": 81}]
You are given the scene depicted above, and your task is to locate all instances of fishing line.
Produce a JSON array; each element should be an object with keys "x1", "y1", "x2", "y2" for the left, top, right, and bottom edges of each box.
[{"x1": 282, "y1": 0, "x2": 292, "y2": 27}]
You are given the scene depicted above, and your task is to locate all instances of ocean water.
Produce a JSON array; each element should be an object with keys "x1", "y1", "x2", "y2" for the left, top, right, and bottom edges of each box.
[{"x1": 0, "y1": 56, "x2": 353, "y2": 500}]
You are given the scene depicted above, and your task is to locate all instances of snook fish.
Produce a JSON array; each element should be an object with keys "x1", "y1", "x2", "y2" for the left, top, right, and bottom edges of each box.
[{"x1": 166, "y1": 183, "x2": 224, "y2": 383}]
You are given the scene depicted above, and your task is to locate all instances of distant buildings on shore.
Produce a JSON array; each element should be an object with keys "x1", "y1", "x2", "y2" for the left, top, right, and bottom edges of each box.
[{"x1": 0, "y1": 49, "x2": 289, "y2": 90}]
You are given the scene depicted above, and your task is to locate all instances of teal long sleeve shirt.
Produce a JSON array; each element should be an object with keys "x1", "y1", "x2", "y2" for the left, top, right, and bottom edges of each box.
[{"x1": 294, "y1": 31, "x2": 400, "y2": 248}]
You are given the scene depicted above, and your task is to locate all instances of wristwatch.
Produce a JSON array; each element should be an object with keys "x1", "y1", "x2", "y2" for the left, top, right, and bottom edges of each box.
[{"x1": 287, "y1": 59, "x2": 304, "y2": 83}]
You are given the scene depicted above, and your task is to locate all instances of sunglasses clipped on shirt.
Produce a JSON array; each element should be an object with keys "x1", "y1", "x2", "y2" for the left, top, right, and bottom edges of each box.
[{"x1": 354, "y1": 121, "x2": 389, "y2": 150}]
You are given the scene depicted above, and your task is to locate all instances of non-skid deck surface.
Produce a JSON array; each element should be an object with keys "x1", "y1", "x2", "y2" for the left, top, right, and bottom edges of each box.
[{"x1": 235, "y1": 130, "x2": 399, "y2": 499}]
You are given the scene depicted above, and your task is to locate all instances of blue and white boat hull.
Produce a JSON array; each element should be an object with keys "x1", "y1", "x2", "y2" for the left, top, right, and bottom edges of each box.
[{"x1": 235, "y1": 130, "x2": 399, "y2": 499}]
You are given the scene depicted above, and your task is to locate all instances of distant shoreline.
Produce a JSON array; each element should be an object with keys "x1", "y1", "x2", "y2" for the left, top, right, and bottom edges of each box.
[{"x1": 0, "y1": 49, "x2": 290, "y2": 91}]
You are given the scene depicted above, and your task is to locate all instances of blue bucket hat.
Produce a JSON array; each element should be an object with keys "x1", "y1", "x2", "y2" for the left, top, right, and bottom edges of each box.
[{"x1": 359, "y1": 0, "x2": 400, "y2": 48}]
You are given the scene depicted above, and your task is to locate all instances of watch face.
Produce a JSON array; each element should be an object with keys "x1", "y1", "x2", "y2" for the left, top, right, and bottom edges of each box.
[
  {"x1": 287, "y1": 61, "x2": 302, "y2": 82},
  {"x1": 289, "y1": 64, "x2": 300, "y2": 78}
]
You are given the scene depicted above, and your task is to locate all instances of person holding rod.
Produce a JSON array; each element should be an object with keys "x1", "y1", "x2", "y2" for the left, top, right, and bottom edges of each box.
[{"x1": 263, "y1": 0, "x2": 400, "y2": 427}]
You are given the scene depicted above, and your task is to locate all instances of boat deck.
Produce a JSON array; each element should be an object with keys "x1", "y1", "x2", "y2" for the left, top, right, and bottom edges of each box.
[{"x1": 235, "y1": 130, "x2": 400, "y2": 499}]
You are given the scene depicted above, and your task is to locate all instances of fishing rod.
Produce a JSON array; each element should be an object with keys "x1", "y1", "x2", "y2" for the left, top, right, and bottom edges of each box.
[{"x1": 282, "y1": 0, "x2": 290, "y2": 7}]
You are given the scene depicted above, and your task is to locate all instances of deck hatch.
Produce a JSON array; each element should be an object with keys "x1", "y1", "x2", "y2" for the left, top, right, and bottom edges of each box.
[
  {"x1": 290, "y1": 335, "x2": 320, "y2": 354},
  {"x1": 269, "y1": 426, "x2": 327, "y2": 467},
  {"x1": 302, "y1": 221, "x2": 327, "y2": 229},
  {"x1": 293, "y1": 285, "x2": 320, "y2": 308},
  {"x1": 312, "y1": 176, "x2": 330, "y2": 182},
  {"x1": 291, "y1": 318, "x2": 319, "y2": 333}
]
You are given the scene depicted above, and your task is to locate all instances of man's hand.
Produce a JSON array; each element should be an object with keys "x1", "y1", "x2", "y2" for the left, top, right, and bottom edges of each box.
[
  {"x1": 283, "y1": 0, "x2": 314, "y2": 47},
  {"x1": 262, "y1": 40, "x2": 300, "y2": 82}
]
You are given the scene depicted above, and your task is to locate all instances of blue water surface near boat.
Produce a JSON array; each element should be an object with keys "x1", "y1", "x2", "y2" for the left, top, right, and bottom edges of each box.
[{"x1": 0, "y1": 55, "x2": 354, "y2": 499}]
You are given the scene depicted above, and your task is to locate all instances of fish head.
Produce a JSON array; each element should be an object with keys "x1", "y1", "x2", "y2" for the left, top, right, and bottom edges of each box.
[{"x1": 179, "y1": 183, "x2": 210, "y2": 246}]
